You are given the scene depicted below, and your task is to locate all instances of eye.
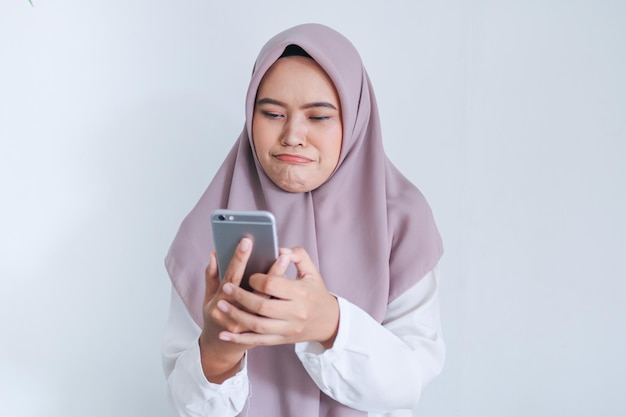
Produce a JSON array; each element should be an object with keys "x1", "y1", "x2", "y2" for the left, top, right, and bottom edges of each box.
[
  {"x1": 261, "y1": 110, "x2": 283, "y2": 119},
  {"x1": 309, "y1": 115, "x2": 331, "y2": 121}
]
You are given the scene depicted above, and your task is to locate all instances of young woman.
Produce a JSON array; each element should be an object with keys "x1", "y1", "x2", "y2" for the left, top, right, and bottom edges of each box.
[{"x1": 163, "y1": 23, "x2": 445, "y2": 417}]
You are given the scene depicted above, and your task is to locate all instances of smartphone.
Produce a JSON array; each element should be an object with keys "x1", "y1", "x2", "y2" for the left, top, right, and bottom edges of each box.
[{"x1": 211, "y1": 209, "x2": 278, "y2": 291}]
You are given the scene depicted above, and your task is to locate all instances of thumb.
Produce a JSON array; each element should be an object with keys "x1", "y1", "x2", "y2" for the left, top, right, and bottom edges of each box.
[{"x1": 204, "y1": 251, "x2": 220, "y2": 304}]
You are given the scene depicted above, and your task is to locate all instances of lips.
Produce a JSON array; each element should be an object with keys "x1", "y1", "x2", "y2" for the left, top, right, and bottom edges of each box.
[{"x1": 274, "y1": 153, "x2": 313, "y2": 164}]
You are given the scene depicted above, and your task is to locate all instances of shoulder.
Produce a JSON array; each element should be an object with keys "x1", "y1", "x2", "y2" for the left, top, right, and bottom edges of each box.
[{"x1": 385, "y1": 162, "x2": 435, "y2": 233}]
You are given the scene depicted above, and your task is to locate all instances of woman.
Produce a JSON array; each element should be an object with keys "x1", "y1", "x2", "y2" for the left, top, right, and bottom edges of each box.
[{"x1": 163, "y1": 23, "x2": 445, "y2": 417}]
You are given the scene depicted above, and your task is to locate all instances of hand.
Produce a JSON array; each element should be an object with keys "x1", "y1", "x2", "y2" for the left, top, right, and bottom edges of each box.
[
  {"x1": 199, "y1": 238, "x2": 254, "y2": 383},
  {"x1": 216, "y1": 247, "x2": 340, "y2": 349}
]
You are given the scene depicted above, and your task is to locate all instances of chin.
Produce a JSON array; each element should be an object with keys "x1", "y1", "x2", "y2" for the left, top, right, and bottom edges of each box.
[
  {"x1": 270, "y1": 171, "x2": 316, "y2": 193},
  {"x1": 278, "y1": 182, "x2": 313, "y2": 193}
]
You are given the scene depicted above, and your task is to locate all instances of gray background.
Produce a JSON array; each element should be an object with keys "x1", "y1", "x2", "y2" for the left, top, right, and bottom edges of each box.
[{"x1": 1, "y1": 1, "x2": 624, "y2": 416}]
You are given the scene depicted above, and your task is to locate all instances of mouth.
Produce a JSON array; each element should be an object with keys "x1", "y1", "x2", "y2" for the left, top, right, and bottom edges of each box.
[{"x1": 274, "y1": 153, "x2": 314, "y2": 164}]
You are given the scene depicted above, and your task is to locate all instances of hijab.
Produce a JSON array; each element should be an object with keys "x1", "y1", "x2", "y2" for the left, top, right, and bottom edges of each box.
[{"x1": 165, "y1": 23, "x2": 443, "y2": 417}]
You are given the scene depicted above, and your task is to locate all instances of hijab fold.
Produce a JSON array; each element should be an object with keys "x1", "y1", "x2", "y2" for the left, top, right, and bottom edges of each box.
[{"x1": 165, "y1": 23, "x2": 443, "y2": 417}]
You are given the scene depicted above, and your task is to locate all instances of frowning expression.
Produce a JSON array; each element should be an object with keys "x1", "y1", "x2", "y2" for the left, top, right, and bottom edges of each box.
[{"x1": 252, "y1": 56, "x2": 343, "y2": 193}]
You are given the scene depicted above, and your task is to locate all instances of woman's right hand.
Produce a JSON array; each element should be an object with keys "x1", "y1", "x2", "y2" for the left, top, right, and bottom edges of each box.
[{"x1": 199, "y1": 237, "x2": 254, "y2": 383}]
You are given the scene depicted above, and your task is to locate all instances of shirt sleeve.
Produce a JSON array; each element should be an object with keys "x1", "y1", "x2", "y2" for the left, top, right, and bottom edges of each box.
[
  {"x1": 162, "y1": 289, "x2": 249, "y2": 417},
  {"x1": 295, "y1": 266, "x2": 445, "y2": 415}
]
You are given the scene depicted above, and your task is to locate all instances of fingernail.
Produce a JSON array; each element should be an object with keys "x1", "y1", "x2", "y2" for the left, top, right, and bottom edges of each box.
[
  {"x1": 240, "y1": 238, "x2": 251, "y2": 252},
  {"x1": 223, "y1": 283, "x2": 233, "y2": 295},
  {"x1": 219, "y1": 332, "x2": 231, "y2": 341},
  {"x1": 217, "y1": 300, "x2": 228, "y2": 312},
  {"x1": 279, "y1": 254, "x2": 289, "y2": 268}
]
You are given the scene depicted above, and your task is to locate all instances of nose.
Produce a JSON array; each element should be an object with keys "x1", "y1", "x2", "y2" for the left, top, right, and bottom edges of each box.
[{"x1": 281, "y1": 115, "x2": 307, "y2": 147}]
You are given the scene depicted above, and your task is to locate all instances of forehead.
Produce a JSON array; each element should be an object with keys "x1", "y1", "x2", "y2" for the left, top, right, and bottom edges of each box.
[{"x1": 257, "y1": 56, "x2": 338, "y2": 100}]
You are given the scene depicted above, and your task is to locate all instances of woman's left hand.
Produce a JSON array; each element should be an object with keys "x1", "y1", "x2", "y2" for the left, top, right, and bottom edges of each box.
[{"x1": 216, "y1": 246, "x2": 340, "y2": 349}]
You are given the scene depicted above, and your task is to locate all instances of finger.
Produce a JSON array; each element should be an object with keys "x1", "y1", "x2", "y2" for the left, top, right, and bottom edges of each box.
[
  {"x1": 278, "y1": 247, "x2": 293, "y2": 256},
  {"x1": 222, "y1": 237, "x2": 253, "y2": 287},
  {"x1": 266, "y1": 253, "x2": 290, "y2": 276},
  {"x1": 213, "y1": 299, "x2": 250, "y2": 333},
  {"x1": 247, "y1": 273, "x2": 299, "y2": 301},
  {"x1": 288, "y1": 247, "x2": 318, "y2": 279},
  {"x1": 226, "y1": 282, "x2": 281, "y2": 318},
  {"x1": 247, "y1": 254, "x2": 294, "y2": 299},
  {"x1": 218, "y1": 298, "x2": 284, "y2": 335},
  {"x1": 204, "y1": 251, "x2": 220, "y2": 304}
]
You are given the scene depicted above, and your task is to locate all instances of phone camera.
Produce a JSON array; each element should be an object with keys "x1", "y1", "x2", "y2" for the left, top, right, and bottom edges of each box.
[{"x1": 218, "y1": 214, "x2": 226, "y2": 221}]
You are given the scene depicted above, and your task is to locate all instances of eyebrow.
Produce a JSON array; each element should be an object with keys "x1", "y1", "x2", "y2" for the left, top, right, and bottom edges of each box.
[{"x1": 256, "y1": 97, "x2": 338, "y2": 111}]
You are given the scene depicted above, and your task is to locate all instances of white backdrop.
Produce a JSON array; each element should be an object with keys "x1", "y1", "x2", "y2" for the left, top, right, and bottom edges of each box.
[{"x1": 1, "y1": 1, "x2": 625, "y2": 416}]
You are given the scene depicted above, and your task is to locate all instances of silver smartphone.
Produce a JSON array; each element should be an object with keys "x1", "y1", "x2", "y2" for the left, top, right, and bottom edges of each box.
[{"x1": 211, "y1": 209, "x2": 278, "y2": 291}]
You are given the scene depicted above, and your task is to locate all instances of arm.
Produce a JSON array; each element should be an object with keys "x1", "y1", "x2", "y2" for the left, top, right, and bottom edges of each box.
[
  {"x1": 162, "y1": 288, "x2": 249, "y2": 417},
  {"x1": 295, "y1": 266, "x2": 445, "y2": 414},
  {"x1": 163, "y1": 238, "x2": 283, "y2": 416}
]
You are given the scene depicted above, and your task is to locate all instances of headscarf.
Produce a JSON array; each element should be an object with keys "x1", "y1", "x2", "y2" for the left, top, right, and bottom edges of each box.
[{"x1": 165, "y1": 23, "x2": 443, "y2": 417}]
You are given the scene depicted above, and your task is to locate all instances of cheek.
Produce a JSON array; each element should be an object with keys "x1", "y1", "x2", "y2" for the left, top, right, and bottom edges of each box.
[
  {"x1": 326, "y1": 127, "x2": 343, "y2": 166},
  {"x1": 252, "y1": 123, "x2": 269, "y2": 156},
  {"x1": 252, "y1": 118, "x2": 281, "y2": 152}
]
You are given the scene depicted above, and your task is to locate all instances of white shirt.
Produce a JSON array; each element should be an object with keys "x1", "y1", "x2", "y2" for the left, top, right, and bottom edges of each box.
[{"x1": 162, "y1": 266, "x2": 445, "y2": 417}]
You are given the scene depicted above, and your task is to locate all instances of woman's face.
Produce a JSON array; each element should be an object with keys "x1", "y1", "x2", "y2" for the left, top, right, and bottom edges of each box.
[{"x1": 252, "y1": 56, "x2": 343, "y2": 193}]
